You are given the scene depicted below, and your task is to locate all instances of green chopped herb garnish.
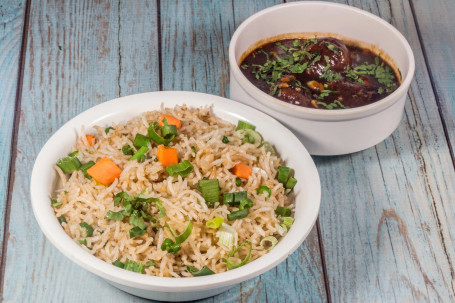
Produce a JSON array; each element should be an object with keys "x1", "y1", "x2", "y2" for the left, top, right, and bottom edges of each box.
[
  {"x1": 79, "y1": 222, "x2": 94, "y2": 237},
  {"x1": 122, "y1": 145, "x2": 135, "y2": 155},
  {"x1": 129, "y1": 226, "x2": 146, "y2": 238},
  {"x1": 58, "y1": 216, "x2": 66, "y2": 224},
  {"x1": 51, "y1": 197, "x2": 62, "y2": 208},
  {"x1": 104, "y1": 210, "x2": 125, "y2": 221},
  {"x1": 186, "y1": 265, "x2": 215, "y2": 276},
  {"x1": 124, "y1": 259, "x2": 144, "y2": 273},
  {"x1": 325, "y1": 41, "x2": 339, "y2": 53},
  {"x1": 113, "y1": 260, "x2": 124, "y2": 268},
  {"x1": 105, "y1": 127, "x2": 114, "y2": 134},
  {"x1": 145, "y1": 260, "x2": 156, "y2": 268},
  {"x1": 222, "y1": 136, "x2": 229, "y2": 143}
]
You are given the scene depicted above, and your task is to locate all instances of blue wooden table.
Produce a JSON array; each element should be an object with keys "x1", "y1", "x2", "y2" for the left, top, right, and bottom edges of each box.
[{"x1": 1, "y1": 0, "x2": 454, "y2": 302}]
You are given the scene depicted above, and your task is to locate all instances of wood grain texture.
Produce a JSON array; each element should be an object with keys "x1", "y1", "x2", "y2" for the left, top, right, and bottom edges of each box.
[
  {"x1": 282, "y1": 0, "x2": 455, "y2": 301},
  {"x1": 410, "y1": 0, "x2": 455, "y2": 170},
  {"x1": 161, "y1": 1, "x2": 328, "y2": 302},
  {"x1": 0, "y1": 0, "x2": 25, "y2": 267},
  {"x1": 1, "y1": 1, "x2": 159, "y2": 302}
]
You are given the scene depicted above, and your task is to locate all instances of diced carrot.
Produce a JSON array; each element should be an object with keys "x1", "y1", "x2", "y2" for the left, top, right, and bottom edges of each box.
[
  {"x1": 87, "y1": 157, "x2": 122, "y2": 186},
  {"x1": 232, "y1": 163, "x2": 252, "y2": 179},
  {"x1": 86, "y1": 135, "x2": 95, "y2": 146},
  {"x1": 159, "y1": 114, "x2": 181, "y2": 129},
  {"x1": 280, "y1": 77, "x2": 290, "y2": 82},
  {"x1": 157, "y1": 145, "x2": 178, "y2": 167}
]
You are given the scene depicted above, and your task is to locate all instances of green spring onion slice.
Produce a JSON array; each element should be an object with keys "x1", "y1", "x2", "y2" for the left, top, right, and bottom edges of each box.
[
  {"x1": 275, "y1": 206, "x2": 292, "y2": 217},
  {"x1": 161, "y1": 238, "x2": 181, "y2": 254},
  {"x1": 166, "y1": 160, "x2": 194, "y2": 177},
  {"x1": 186, "y1": 265, "x2": 215, "y2": 276},
  {"x1": 198, "y1": 179, "x2": 220, "y2": 207},
  {"x1": 260, "y1": 236, "x2": 278, "y2": 250},
  {"x1": 259, "y1": 142, "x2": 276, "y2": 155},
  {"x1": 222, "y1": 240, "x2": 253, "y2": 270},
  {"x1": 129, "y1": 226, "x2": 145, "y2": 238},
  {"x1": 239, "y1": 199, "x2": 253, "y2": 210},
  {"x1": 124, "y1": 259, "x2": 144, "y2": 273},
  {"x1": 205, "y1": 216, "x2": 224, "y2": 229},
  {"x1": 234, "y1": 129, "x2": 262, "y2": 144},
  {"x1": 104, "y1": 210, "x2": 125, "y2": 220},
  {"x1": 227, "y1": 209, "x2": 249, "y2": 221},
  {"x1": 68, "y1": 151, "x2": 79, "y2": 157},
  {"x1": 79, "y1": 222, "x2": 93, "y2": 237},
  {"x1": 56, "y1": 156, "x2": 82, "y2": 173},
  {"x1": 58, "y1": 216, "x2": 66, "y2": 224},
  {"x1": 105, "y1": 126, "x2": 114, "y2": 134},
  {"x1": 285, "y1": 177, "x2": 297, "y2": 190},
  {"x1": 276, "y1": 223, "x2": 287, "y2": 236},
  {"x1": 277, "y1": 166, "x2": 291, "y2": 184},
  {"x1": 78, "y1": 239, "x2": 87, "y2": 246},
  {"x1": 80, "y1": 161, "x2": 95, "y2": 179},
  {"x1": 166, "y1": 216, "x2": 193, "y2": 244},
  {"x1": 257, "y1": 185, "x2": 271, "y2": 198},
  {"x1": 161, "y1": 118, "x2": 178, "y2": 140},
  {"x1": 147, "y1": 122, "x2": 175, "y2": 145},
  {"x1": 148, "y1": 197, "x2": 166, "y2": 218},
  {"x1": 236, "y1": 120, "x2": 256, "y2": 131},
  {"x1": 234, "y1": 191, "x2": 247, "y2": 202},
  {"x1": 222, "y1": 136, "x2": 229, "y2": 143},
  {"x1": 130, "y1": 146, "x2": 149, "y2": 161},
  {"x1": 216, "y1": 223, "x2": 237, "y2": 249},
  {"x1": 281, "y1": 217, "x2": 295, "y2": 228},
  {"x1": 113, "y1": 260, "x2": 124, "y2": 268},
  {"x1": 133, "y1": 134, "x2": 151, "y2": 148},
  {"x1": 223, "y1": 192, "x2": 234, "y2": 204}
]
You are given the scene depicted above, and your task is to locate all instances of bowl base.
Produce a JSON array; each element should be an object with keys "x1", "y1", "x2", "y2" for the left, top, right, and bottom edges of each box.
[{"x1": 106, "y1": 279, "x2": 235, "y2": 302}]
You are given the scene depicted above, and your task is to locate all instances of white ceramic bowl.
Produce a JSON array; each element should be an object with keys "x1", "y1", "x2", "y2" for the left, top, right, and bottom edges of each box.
[
  {"x1": 229, "y1": 1, "x2": 415, "y2": 155},
  {"x1": 31, "y1": 91, "x2": 321, "y2": 301}
]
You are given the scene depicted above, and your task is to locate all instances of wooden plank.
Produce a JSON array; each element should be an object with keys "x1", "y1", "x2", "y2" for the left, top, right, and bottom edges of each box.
[
  {"x1": 279, "y1": 0, "x2": 455, "y2": 301},
  {"x1": 1, "y1": 1, "x2": 159, "y2": 302},
  {"x1": 410, "y1": 0, "x2": 455, "y2": 169},
  {"x1": 160, "y1": 1, "x2": 328, "y2": 302},
  {"x1": 0, "y1": 0, "x2": 26, "y2": 278}
]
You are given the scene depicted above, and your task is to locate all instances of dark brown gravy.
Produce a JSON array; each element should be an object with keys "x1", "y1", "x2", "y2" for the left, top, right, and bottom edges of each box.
[{"x1": 240, "y1": 37, "x2": 400, "y2": 109}]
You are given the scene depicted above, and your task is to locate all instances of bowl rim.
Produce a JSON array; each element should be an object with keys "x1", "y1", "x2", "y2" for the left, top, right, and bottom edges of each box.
[
  {"x1": 228, "y1": 1, "x2": 415, "y2": 120},
  {"x1": 30, "y1": 91, "x2": 321, "y2": 291}
]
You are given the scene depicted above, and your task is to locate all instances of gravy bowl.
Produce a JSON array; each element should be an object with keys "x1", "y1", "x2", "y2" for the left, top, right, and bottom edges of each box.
[{"x1": 229, "y1": 2, "x2": 415, "y2": 155}]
